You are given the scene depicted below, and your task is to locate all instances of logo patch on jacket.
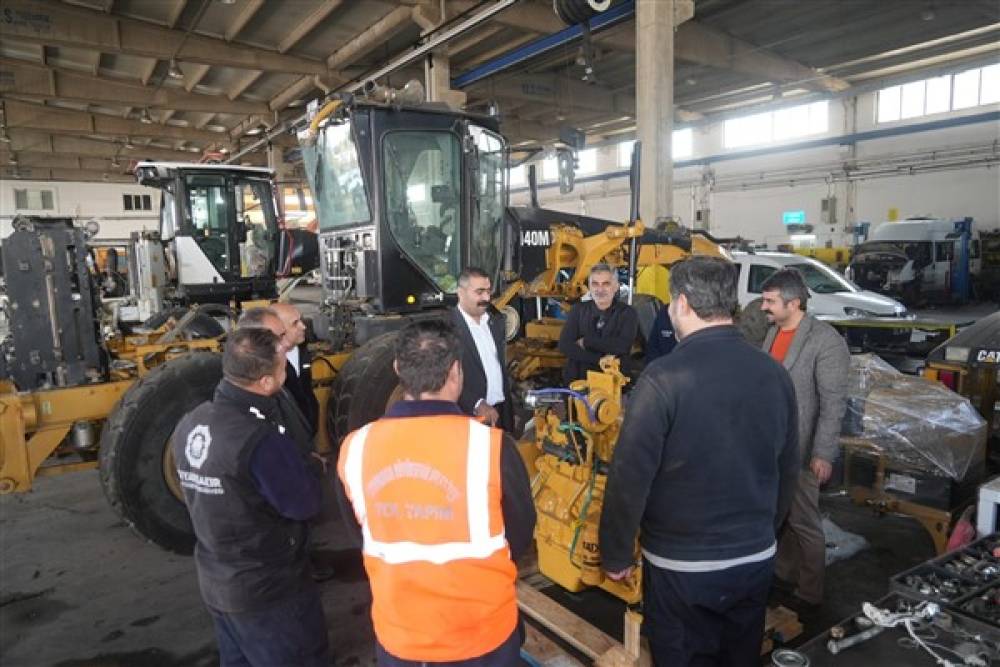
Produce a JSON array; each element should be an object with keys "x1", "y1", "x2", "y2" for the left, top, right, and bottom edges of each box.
[{"x1": 185, "y1": 425, "x2": 212, "y2": 469}]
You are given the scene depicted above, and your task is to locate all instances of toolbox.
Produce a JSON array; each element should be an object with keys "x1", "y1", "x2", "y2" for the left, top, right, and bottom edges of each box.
[{"x1": 890, "y1": 532, "x2": 1000, "y2": 627}]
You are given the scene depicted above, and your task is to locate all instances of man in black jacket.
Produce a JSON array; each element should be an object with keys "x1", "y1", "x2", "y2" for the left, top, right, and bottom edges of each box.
[
  {"x1": 173, "y1": 328, "x2": 329, "y2": 666},
  {"x1": 273, "y1": 302, "x2": 320, "y2": 434},
  {"x1": 450, "y1": 267, "x2": 513, "y2": 431},
  {"x1": 599, "y1": 256, "x2": 799, "y2": 667},
  {"x1": 558, "y1": 264, "x2": 639, "y2": 384}
]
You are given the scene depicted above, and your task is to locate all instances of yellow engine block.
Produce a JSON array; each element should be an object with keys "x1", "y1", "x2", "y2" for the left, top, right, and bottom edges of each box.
[{"x1": 523, "y1": 358, "x2": 641, "y2": 604}]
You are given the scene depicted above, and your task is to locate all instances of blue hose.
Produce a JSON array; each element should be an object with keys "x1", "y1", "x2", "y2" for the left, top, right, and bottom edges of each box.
[{"x1": 530, "y1": 388, "x2": 595, "y2": 420}]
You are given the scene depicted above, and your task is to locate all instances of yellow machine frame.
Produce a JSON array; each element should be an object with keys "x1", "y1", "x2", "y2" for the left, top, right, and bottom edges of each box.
[{"x1": 0, "y1": 326, "x2": 350, "y2": 495}]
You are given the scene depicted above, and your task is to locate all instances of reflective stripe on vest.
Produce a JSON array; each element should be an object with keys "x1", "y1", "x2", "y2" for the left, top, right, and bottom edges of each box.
[{"x1": 343, "y1": 419, "x2": 506, "y2": 565}]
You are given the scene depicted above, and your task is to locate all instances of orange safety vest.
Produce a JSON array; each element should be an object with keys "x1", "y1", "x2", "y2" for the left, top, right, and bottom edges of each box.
[{"x1": 337, "y1": 414, "x2": 518, "y2": 662}]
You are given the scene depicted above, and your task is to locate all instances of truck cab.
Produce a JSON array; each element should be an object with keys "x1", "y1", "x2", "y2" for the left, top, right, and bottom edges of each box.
[
  {"x1": 846, "y1": 217, "x2": 982, "y2": 304},
  {"x1": 135, "y1": 161, "x2": 282, "y2": 304},
  {"x1": 298, "y1": 99, "x2": 508, "y2": 345}
]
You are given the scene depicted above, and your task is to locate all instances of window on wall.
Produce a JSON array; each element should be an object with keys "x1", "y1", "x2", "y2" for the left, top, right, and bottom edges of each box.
[
  {"x1": 983, "y1": 64, "x2": 1000, "y2": 104},
  {"x1": 724, "y1": 101, "x2": 828, "y2": 149},
  {"x1": 617, "y1": 140, "x2": 634, "y2": 167},
  {"x1": 509, "y1": 164, "x2": 526, "y2": 187},
  {"x1": 876, "y1": 64, "x2": 1000, "y2": 123},
  {"x1": 123, "y1": 194, "x2": 152, "y2": 211},
  {"x1": 616, "y1": 128, "x2": 694, "y2": 168},
  {"x1": 14, "y1": 188, "x2": 55, "y2": 210},
  {"x1": 577, "y1": 148, "x2": 597, "y2": 175},
  {"x1": 673, "y1": 128, "x2": 693, "y2": 158},
  {"x1": 542, "y1": 156, "x2": 559, "y2": 181}
]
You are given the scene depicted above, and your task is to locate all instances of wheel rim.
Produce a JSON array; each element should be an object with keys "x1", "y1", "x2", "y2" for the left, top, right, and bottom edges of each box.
[{"x1": 162, "y1": 442, "x2": 184, "y2": 503}]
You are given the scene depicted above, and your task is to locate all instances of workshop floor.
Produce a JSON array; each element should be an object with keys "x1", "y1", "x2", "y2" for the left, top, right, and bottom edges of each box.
[{"x1": 1, "y1": 465, "x2": 945, "y2": 667}]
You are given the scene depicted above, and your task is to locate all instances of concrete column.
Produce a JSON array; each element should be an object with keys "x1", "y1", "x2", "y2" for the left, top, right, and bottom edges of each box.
[
  {"x1": 842, "y1": 97, "x2": 859, "y2": 239},
  {"x1": 636, "y1": 0, "x2": 674, "y2": 225},
  {"x1": 424, "y1": 52, "x2": 467, "y2": 109}
]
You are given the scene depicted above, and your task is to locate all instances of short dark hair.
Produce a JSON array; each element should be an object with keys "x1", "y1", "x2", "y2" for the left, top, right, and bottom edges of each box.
[
  {"x1": 668, "y1": 256, "x2": 738, "y2": 321},
  {"x1": 237, "y1": 306, "x2": 279, "y2": 328},
  {"x1": 223, "y1": 328, "x2": 282, "y2": 386},
  {"x1": 761, "y1": 268, "x2": 809, "y2": 311},
  {"x1": 394, "y1": 320, "x2": 461, "y2": 396},
  {"x1": 458, "y1": 267, "x2": 489, "y2": 287}
]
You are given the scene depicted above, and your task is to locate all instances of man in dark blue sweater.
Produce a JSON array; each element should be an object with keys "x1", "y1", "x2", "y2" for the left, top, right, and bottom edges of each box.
[{"x1": 599, "y1": 256, "x2": 799, "y2": 667}]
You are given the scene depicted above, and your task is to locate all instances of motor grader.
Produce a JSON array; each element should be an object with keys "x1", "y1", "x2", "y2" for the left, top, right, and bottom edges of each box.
[{"x1": 0, "y1": 90, "x2": 726, "y2": 575}]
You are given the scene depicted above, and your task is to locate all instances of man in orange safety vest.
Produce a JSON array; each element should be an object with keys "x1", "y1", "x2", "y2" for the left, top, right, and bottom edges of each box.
[{"x1": 336, "y1": 320, "x2": 536, "y2": 666}]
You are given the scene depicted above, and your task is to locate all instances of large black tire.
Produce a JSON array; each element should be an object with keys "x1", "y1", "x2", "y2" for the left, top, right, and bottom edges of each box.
[
  {"x1": 327, "y1": 333, "x2": 401, "y2": 451},
  {"x1": 736, "y1": 297, "x2": 770, "y2": 347},
  {"x1": 99, "y1": 352, "x2": 223, "y2": 554}
]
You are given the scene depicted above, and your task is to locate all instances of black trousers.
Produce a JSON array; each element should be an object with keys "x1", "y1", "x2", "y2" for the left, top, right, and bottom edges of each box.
[
  {"x1": 642, "y1": 555, "x2": 774, "y2": 667},
  {"x1": 376, "y1": 625, "x2": 525, "y2": 666}
]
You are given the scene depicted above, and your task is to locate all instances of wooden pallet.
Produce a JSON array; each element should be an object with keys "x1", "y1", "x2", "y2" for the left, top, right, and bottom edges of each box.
[
  {"x1": 761, "y1": 605, "x2": 804, "y2": 655},
  {"x1": 517, "y1": 561, "x2": 802, "y2": 666}
]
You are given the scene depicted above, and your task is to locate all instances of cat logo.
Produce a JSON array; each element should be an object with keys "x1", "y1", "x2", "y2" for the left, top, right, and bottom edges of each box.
[
  {"x1": 185, "y1": 425, "x2": 212, "y2": 469},
  {"x1": 977, "y1": 349, "x2": 1000, "y2": 364},
  {"x1": 520, "y1": 230, "x2": 551, "y2": 247}
]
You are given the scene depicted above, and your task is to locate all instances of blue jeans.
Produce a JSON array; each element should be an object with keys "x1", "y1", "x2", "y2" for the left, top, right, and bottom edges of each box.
[
  {"x1": 209, "y1": 587, "x2": 330, "y2": 667},
  {"x1": 642, "y1": 556, "x2": 774, "y2": 667}
]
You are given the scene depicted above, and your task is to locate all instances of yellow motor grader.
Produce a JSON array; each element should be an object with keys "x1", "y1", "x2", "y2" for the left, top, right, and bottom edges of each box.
[{"x1": 1, "y1": 91, "x2": 726, "y2": 574}]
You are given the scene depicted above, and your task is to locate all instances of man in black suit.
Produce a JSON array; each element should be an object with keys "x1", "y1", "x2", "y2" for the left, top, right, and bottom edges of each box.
[
  {"x1": 450, "y1": 267, "x2": 513, "y2": 432},
  {"x1": 272, "y1": 303, "x2": 319, "y2": 435}
]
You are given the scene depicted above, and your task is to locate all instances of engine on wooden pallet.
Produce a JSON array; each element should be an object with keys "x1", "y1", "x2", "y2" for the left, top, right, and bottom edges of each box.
[{"x1": 521, "y1": 356, "x2": 641, "y2": 603}]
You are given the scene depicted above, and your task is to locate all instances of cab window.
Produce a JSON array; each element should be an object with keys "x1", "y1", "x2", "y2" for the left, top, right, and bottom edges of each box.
[
  {"x1": 383, "y1": 131, "x2": 462, "y2": 293},
  {"x1": 748, "y1": 264, "x2": 777, "y2": 293},
  {"x1": 936, "y1": 241, "x2": 954, "y2": 262}
]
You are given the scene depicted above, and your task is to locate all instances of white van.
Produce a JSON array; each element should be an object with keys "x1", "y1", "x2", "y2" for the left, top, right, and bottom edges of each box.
[
  {"x1": 846, "y1": 218, "x2": 981, "y2": 304},
  {"x1": 731, "y1": 251, "x2": 909, "y2": 319}
]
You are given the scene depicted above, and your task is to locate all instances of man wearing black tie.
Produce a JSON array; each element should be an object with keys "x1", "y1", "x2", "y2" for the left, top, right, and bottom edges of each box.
[
  {"x1": 272, "y1": 303, "x2": 319, "y2": 435},
  {"x1": 450, "y1": 267, "x2": 513, "y2": 432}
]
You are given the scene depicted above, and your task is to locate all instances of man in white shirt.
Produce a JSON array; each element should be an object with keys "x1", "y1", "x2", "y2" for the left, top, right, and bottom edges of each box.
[
  {"x1": 272, "y1": 303, "x2": 319, "y2": 435},
  {"x1": 449, "y1": 267, "x2": 512, "y2": 431}
]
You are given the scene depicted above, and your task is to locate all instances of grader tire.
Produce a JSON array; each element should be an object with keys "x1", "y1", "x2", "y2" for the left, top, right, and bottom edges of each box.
[
  {"x1": 736, "y1": 297, "x2": 770, "y2": 348},
  {"x1": 99, "y1": 351, "x2": 222, "y2": 554},
  {"x1": 327, "y1": 333, "x2": 401, "y2": 451}
]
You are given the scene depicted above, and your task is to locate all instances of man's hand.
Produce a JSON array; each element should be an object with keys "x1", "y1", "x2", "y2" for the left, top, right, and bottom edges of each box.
[
  {"x1": 605, "y1": 565, "x2": 635, "y2": 581},
  {"x1": 810, "y1": 457, "x2": 833, "y2": 484},
  {"x1": 475, "y1": 402, "x2": 500, "y2": 427}
]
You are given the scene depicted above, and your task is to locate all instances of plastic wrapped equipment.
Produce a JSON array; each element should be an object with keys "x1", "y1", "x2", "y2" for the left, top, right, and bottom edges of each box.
[{"x1": 841, "y1": 354, "x2": 988, "y2": 481}]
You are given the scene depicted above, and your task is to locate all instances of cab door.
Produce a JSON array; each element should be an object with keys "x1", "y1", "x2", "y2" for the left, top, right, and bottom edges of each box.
[
  {"x1": 930, "y1": 239, "x2": 955, "y2": 293},
  {"x1": 173, "y1": 174, "x2": 236, "y2": 287}
]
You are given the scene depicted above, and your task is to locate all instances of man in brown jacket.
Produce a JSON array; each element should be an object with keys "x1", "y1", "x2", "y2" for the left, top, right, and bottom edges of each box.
[{"x1": 760, "y1": 268, "x2": 850, "y2": 612}]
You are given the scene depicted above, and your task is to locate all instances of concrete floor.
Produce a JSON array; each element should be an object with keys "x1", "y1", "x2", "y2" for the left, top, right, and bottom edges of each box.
[
  {"x1": 0, "y1": 467, "x2": 376, "y2": 667},
  {"x1": 1, "y1": 464, "x2": 943, "y2": 667}
]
